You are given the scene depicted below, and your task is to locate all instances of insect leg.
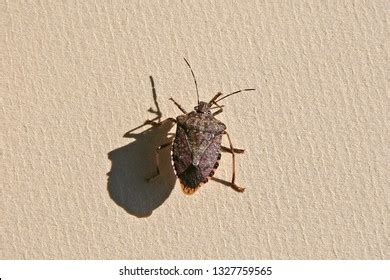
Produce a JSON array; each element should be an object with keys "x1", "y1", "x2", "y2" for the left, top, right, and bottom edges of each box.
[
  {"x1": 224, "y1": 132, "x2": 245, "y2": 192},
  {"x1": 211, "y1": 102, "x2": 224, "y2": 116},
  {"x1": 213, "y1": 108, "x2": 223, "y2": 116},
  {"x1": 147, "y1": 140, "x2": 173, "y2": 182},
  {"x1": 213, "y1": 110, "x2": 223, "y2": 116},
  {"x1": 169, "y1": 98, "x2": 187, "y2": 114},
  {"x1": 221, "y1": 146, "x2": 245, "y2": 154},
  {"x1": 211, "y1": 99, "x2": 224, "y2": 116},
  {"x1": 208, "y1": 92, "x2": 223, "y2": 105}
]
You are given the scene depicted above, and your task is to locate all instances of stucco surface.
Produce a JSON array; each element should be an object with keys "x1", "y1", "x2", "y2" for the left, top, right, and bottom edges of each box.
[{"x1": 1, "y1": 0, "x2": 389, "y2": 259}]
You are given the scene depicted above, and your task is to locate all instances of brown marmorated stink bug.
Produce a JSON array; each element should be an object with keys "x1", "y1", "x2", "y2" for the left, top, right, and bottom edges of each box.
[{"x1": 146, "y1": 58, "x2": 255, "y2": 194}]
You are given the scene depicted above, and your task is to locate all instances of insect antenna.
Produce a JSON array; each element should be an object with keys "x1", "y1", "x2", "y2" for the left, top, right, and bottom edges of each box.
[
  {"x1": 215, "y1": 88, "x2": 255, "y2": 102},
  {"x1": 210, "y1": 105, "x2": 224, "y2": 110},
  {"x1": 183, "y1": 57, "x2": 200, "y2": 105}
]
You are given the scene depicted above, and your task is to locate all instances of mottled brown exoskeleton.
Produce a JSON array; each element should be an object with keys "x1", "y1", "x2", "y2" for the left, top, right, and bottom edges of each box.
[{"x1": 148, "y1": 58, "x2": 254, "y2": 194}]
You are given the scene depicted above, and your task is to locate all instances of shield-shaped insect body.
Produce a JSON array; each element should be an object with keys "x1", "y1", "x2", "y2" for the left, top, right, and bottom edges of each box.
[
  {"x1": 160, "y1": 58, "x2": 255, "y2": 195},
  {"x1": 172, "y1": 102, "x2": 227, "y2": 194}
]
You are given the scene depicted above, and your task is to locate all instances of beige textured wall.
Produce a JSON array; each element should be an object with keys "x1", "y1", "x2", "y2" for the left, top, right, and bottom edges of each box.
[{"x1": 1, "y1": 0, "x2": 389, "y2": 259}]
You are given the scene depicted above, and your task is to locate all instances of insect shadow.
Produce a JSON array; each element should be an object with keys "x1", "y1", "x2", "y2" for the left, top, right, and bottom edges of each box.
[{"x1": 106, "y1": 76, "x2": 176, "y2": 218}]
